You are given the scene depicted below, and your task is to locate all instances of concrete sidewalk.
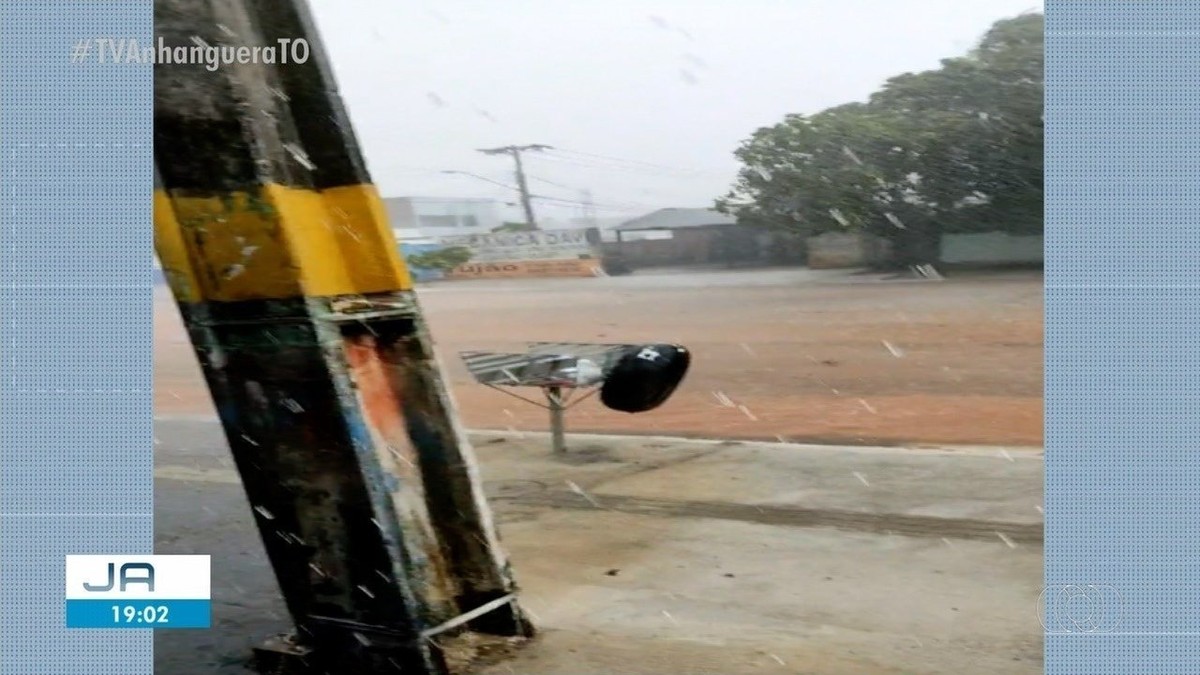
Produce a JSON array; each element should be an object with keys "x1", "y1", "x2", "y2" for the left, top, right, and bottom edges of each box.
[{"x1": 153, "y1": 419, "x2": 1043, "y2": 674}]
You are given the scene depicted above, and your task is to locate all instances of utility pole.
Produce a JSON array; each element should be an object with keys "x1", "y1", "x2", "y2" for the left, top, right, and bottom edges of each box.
[
  {"x1": 155, "y1": 0, "x2": 532, "y2": 671},
  {"x1": 478, "y1": 145, "x2": 550, "y2": 230},
  {"x1": 580, "y1": 189, "x2": 598, "y2": 228}
]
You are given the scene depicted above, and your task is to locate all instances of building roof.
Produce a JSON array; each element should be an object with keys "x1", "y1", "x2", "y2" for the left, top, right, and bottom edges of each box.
[{"x1": 615, "y1": 208, "x2": 737, "y2": 232}]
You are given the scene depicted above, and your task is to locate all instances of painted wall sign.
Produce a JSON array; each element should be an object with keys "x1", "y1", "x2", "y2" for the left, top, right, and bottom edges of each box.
[
  {"x1": 436, "y1": 228, "x2": 598, "y2": 262},
  {"x1": 446, "y1": 258, "x2": 601, "y2": 279}
]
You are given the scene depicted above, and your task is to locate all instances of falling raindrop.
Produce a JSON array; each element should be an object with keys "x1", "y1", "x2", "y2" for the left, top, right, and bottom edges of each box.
[
  {"x1": 852, "y1": 471, "x2": 870, "y2": 487},
  {"x1": 828, "y1": 208, "x2": 850, "y2": 227},
  {"x1": 254, "y1": 505, "x2": 275, "y2": 520},
  {"x1": 566, "y1": 480, "x2": 601, "y2": 508},
  {"x1": 282, "y1": 143, "x2": 316, "y2": 171}
]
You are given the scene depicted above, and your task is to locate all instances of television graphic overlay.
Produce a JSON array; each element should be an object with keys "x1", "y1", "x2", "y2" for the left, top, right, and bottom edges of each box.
[{"x1": 64, "y1": 555, "x2": 211, "y2": 629}]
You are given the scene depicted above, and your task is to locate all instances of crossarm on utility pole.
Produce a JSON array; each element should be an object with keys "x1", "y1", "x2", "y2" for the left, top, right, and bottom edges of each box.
[{"x1": 153, "y1": 0, "x2": 532, "y2": 672}]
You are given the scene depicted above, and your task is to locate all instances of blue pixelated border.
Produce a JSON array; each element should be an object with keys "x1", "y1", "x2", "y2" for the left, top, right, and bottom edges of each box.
[
  {"x1": 1045, "y1": 1, "x2": 1200, "y2": 673},
  {"x1": 0, "y1": 3, "x2": 155, "y2": 674}
]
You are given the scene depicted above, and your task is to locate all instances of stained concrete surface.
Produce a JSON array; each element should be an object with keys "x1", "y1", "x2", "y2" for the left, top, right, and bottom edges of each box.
[{"x1": 153, "y1": 418, "x2": 1043, "y2": 675}]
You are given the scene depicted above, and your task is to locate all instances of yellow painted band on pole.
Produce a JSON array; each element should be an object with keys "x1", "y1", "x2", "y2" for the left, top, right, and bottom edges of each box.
[{"x1": 154, "y1": 183, "x2": 412, "y2": 303}]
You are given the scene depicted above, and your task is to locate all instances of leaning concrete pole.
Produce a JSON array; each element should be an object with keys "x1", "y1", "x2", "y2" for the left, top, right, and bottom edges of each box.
[{"x1": 152, "y1": 0, "x2": 533, "y2": 671}]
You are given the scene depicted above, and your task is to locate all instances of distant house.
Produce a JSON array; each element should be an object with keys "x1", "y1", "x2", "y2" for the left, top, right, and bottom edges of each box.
[
  {"x1": 607, "y1": 208, "x2": 803, "y2": 269},
  {"x1": 382, "y1": 197, "x2": 502, "y2": 239}
]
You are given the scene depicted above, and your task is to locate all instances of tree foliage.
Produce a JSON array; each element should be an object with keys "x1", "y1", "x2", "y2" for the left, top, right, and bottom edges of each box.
[
  {"x1": 406, "y1": 246, "x2": 473, "y2": 271},
  {"x1": 716, "y1": 12, "x2": 1044, "y2": 265},
  {"x1": 492, "y1": 221, "x2": 536, "y2": 233}
]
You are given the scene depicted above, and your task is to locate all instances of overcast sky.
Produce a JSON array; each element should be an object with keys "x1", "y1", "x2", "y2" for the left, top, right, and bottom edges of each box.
[{"x1": 308, "y1": 0, "x2": 1044, "y2": 223}]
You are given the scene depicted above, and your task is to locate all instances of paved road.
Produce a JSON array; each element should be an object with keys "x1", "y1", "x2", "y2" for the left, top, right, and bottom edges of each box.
[{"x1": 153, "y1": 417, "x2": 1044, "y2": 674}]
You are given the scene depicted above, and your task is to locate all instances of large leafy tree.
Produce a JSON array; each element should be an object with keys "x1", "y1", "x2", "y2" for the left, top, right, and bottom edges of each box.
[{"x1": 717, "y1": 12, "x2": 1044, "y2": 266}]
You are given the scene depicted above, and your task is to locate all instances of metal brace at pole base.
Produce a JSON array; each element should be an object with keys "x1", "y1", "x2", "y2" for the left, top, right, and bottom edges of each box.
[{"x1": 253, "y1": 594, "x2": 520, "y2": 674}]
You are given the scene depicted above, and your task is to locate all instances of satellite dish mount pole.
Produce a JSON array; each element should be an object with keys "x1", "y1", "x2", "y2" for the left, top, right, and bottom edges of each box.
[{"x1": 546, "y1": 385, "x2": 567, "y2": 454}]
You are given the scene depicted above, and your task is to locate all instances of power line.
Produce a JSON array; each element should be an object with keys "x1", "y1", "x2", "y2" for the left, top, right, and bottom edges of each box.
[
  {"x1": 540, "y1": 147, "x2": 715, "y2": 177},
  {"x1": 547, "y1": 147, "x2": 698, "y2": 173},
  {"x1": 434, "y1": 170, "x2": 649, "y2": 213},
  {"x1": 440, "y1": 170, "x2": 518, "y2": 192},
  {"x1": 527, "y1": 151, "x2": 716, "y2": 180},
  {"x1": 530, "y1": 193, "x2": 654, "y2": 212},
  {"x1": 526, "y1": 174, "x2": 582, "y2": 192}
]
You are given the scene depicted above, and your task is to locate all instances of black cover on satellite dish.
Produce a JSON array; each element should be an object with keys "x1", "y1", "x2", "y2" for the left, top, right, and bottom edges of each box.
[{"x1": 600, "y1": 344, "x2": 691, "y2": 413}]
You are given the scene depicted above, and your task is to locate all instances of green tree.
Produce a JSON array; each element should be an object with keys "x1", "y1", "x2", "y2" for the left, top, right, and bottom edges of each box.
[
  {"x1": 492, "y1": 221, "x2": 535, "y2": 233},
  {"x1": 717, "y1": 12, "x2": 1044, "y2": 267},
  {"x1": 406, "y1": 246, "x2": 473, "y2": 271}
]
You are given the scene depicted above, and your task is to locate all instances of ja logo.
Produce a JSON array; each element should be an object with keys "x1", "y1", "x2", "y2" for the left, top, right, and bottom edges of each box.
[{"x1": 83, "y1": 562, "x2": 155, "y2": 592}]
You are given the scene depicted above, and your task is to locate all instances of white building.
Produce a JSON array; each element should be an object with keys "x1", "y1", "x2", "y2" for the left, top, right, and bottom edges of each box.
[{"x1": 382, "y1": 197, "x2": 502, "y2": 239}]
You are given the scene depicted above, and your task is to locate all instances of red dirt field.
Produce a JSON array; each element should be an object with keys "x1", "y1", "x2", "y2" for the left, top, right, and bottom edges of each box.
[{"x1": 154, "y1": 268, "x2": 1043, "y2": 447}]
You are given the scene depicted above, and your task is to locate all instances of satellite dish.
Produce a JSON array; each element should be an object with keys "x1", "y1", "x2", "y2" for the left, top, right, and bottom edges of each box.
[{"x1": 600, "y1": 344, "x2": 691, "y2": 413}]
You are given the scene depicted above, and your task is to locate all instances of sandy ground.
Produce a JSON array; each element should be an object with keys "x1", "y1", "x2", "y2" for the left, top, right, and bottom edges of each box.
[
  {"x1": 152, "y1": 268, "x2": 1044, "y2": 673},
  {"x1": 153, "y1": 421, "x2": 1043, "y2": 675},
  {"x1": 154, "y1": 267, "x2": 1043, "y2": 447}
]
